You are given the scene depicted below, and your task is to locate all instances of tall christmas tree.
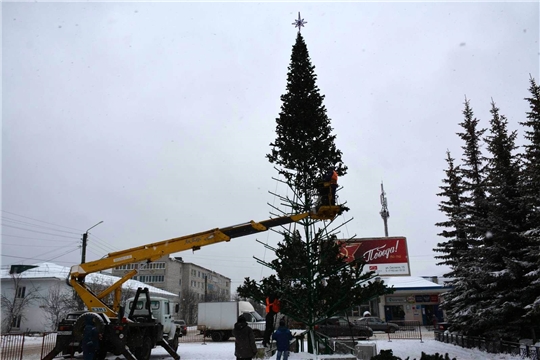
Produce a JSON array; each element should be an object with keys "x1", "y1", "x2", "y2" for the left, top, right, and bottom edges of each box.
[{"x1": 237, "y1": 19, "x2": 387, "y2": 354}]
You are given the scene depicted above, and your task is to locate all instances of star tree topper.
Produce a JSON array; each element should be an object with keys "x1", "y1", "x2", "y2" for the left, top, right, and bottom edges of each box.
[{"x1": 292, "y1": 12, "x2": 307, "y2": 33}]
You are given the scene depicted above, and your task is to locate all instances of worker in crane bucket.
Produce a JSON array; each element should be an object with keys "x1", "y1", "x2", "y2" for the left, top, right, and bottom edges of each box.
[{"x1": 318, "y1": 167, "x2": 338, "y2": 206}]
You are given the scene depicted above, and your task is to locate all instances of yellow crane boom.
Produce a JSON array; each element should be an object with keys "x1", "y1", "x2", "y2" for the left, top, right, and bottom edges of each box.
[{"x1": 71, "y1": 206, "x2": 342, "y2": 318}]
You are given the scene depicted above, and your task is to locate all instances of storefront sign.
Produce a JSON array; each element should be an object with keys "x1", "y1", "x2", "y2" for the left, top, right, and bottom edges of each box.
[
  {"x1": 339, "y1": 237, "x2": 410, "y2": 276},
  {"x1": 414, "y1": 295, "x2": 439, "y2": 303},
  {"x1": 386, "y1": 296, "x2": 406, "y2": 303}
]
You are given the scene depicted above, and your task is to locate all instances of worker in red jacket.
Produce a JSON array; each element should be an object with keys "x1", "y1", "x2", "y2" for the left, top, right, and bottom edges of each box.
[
  {"x1": 324, "y1": 167, "x2": 338, "y2": 206},
  {"x1": 262, "y1": 293, "x2": 280, "y2": 347}
]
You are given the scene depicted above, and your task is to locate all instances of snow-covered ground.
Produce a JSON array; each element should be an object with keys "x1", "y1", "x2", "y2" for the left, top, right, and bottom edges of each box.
[
  {"x1": 21, "y1": 334, "x2": 529, "y2": 360},
  {"x1": 153, "y1": 340, "x2": 526, "y2": 360}
]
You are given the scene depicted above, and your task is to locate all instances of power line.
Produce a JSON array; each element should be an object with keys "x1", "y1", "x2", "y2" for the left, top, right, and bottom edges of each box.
[
  {"x1": 2, "y1": 243, "x2": 68, "y2": 248},
  {"x1": 3, "y1": 246, "x2": 80, "y2": 263},
  {"x1": 1, "y1": 210, "x2": 83, "y2": 232},
  {"x1": 88, "y1": 242, "x2": 116, "y2": 255},
  {"x1": 88, "y1": 233, "x2": 119, "y2": 253},
  {"x1": 0, "y1": 234, "x2": 77, "y2": 242},
  {"x1": 1, "y1": 224, "x2": 81, "y2": 239},
  {"x1": 48, "y1": 247, "x2": 81, "y2": 261},
  {"x1": 1, "y1": 254, "x2": 75, "y2": 265},
  {"x1": 2, "y1": 216, "x2": 81, "y2": 235}
]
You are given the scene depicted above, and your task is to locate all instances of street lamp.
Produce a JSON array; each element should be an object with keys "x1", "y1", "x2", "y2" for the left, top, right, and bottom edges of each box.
[{"x1": 81, "y1": 221, "x2": 103, "y2": 264}]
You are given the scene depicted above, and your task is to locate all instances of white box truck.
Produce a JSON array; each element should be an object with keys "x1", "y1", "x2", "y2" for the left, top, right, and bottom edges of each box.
[{"x1": 197, "y1": 301, "x2": 266, "y2": 341}]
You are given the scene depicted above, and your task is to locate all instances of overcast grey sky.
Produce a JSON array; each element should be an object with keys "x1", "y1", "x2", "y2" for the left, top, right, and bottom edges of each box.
[{"x1": 2, "y1": 1, "x2": 539, "y2": 291}]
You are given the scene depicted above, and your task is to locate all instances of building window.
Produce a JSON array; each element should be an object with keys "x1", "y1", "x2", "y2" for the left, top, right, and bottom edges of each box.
[
  {"x1": 16, "y1": 287, "x2": 26, "y2": 298},
  {"x1": 144, "y1": 262, "x2": 166, "y2": 270},
  {"x1": 11, "y1": 315, "x2": 21, "y2": 328},
  {"x1": 137, "y1": 275, "x2": 164, "y2": 283}
]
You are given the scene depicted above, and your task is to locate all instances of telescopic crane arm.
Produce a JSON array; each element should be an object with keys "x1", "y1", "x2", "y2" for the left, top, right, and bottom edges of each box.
[{"x1": 70, "y1": 205, "x2": 343, "y2": 318}]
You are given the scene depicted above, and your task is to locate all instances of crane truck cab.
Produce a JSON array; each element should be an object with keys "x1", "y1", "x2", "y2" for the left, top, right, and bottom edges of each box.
[{"x1": 126, "y1": 295, "x2": 181, "y2": 342}]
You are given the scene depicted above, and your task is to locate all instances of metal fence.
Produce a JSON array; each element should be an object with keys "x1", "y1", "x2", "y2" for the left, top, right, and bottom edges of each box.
[
  {"x1": 1, "y1": 333, "x2": 25, "y2": 360},
  {"x1": 435, "y1": 330, "x2": 540, "y2": 360},
  {"x1": 40, "y1": 333, "x2": 57, "y2": 359},
  {"x1": 387, "y1": 320, "x2": 423, "y2": 342},
  {"x1": 1, "y1": 332, "x2": 56, "y2": 360},
  {"x1": 180, "y1": 329, "x2": 211, "y2": 343}
]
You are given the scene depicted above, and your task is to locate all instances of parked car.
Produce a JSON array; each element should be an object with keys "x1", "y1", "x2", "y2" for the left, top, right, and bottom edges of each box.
[
  {"x1": 174, "y1": 319, "x2": 188, "y2": 336},
  {"x1": 437, "y1": 322, "x2": 450, "y2": 331},
  {"x1": 354, "y1": 317, "x2": 399, "y2": 333},
  {"x1": 56, "y1": 311, "x2": 87, "y2": 358},
  {"x1": 315, "y1": 316, "x2": 373, "y2": 339}
]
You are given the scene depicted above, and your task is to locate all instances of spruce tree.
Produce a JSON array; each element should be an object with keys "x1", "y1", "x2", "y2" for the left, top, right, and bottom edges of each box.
[
  {"x1": 439, "y1": 99, "x2": 488, "y2": 334},
  {"x1": 520, "y1": 76, "x2": 540, "y2": 340},
  {"x1": 237, "y1": 32, "x2": 386, "y2": 353},
  {"x1": 433, "y1": 150, "x2": 468, "y2": 273},
  {"x1": 457, "y1": 98, "x2": 489, "y2": 240},
  {"x1": 521, "y1": 76, "x2": 540, "y2": 228},
  {"x1": 469, "y1": 101, "x2": 528, "y2": 340},
  {"x1": 433, "y1": 151, "x2": 477, "y2": 334},
  {"x1": 266, "y1": 32, "x2": 347, "y2": 205}
]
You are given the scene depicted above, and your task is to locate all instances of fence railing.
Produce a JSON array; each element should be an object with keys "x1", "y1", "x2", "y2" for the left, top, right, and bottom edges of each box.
[
  {"x1": 40, "y1": 333, "x2": 57, "y2": 359},
  {"x1": 435, "y1": 330, "x2": 540, "y2": 360},
  {"x1": 1, "y1": 332, "x2": 56, "y2": 360},
  {"x1": 1, "y1": 333, "x2": 25, "y2": 360},
  {"x1": 387, "y1": 320, "x2": 423, "y2": 342}
]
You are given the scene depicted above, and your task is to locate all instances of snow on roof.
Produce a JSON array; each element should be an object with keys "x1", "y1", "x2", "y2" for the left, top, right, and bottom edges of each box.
[
  {"x1": 0, "y1": 262, "x2": 176, "y2": 297},
  {"x1": 379, "y1": 276, "x2": 444, "y2": 290}
]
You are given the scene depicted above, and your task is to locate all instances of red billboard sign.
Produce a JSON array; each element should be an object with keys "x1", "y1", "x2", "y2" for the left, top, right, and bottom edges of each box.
[{"x1": 340, "y1": 237, "x2": 410, "y2": 276}]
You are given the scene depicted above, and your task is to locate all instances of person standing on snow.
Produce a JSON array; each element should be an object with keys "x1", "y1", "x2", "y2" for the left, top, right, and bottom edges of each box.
[
  {"x1": 262, "y1": 293, "x2": 281, "y2": 347},
  {"x1": 272, "y1": 320, "x2": 293, "y2": 360},
  {"x1": 233, "y1": 315, "x2": 257, "y2": 360},
  {"x1": 82, "y1": 315, "x2": 100, "y2": 360}
]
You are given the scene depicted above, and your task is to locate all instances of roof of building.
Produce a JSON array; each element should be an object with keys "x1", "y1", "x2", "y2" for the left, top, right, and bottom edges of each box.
[
  {"x1": 0, "y1": 262, "x2": 176, "y2": 297},
  {"x1": 379, "y1": 276, "x2": 445, "y2": 290}
]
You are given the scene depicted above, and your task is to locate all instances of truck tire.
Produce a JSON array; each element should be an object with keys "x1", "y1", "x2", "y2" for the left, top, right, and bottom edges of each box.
[
  {"x1": 253, "y1": 329, "x2": 262, "y2": 339},
  {"x1": 170, "y1": 333, "x2": 179, "y2": 352},
  {"x1": 74, "y1": 312, "x2": 107, "y2": 340},
  {"x1": 135, "y1": 337, "x2": 152, "y2": 360},
  {"x1": 211, "y1": 331, "x2": 224, "y2": 342}
]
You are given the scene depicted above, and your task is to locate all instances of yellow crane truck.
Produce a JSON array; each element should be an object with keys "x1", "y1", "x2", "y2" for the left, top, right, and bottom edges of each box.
[{"x1": 43, "y1": 201, "x2": 343, "y2": 360}]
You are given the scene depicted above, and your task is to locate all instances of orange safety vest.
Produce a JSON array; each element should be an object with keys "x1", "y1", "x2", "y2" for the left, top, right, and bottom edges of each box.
[
  {"x1": 266, "y1": 297, "x2": 281, "y2": 314},
  {"x1": 330, "y1": 170, "x2": 338, "y2": 184}
]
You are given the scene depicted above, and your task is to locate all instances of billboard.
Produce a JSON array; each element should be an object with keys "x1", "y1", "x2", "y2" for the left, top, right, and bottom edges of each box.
[{"x1": 340, "y1": 237, "x2": 410, "y2": 276}]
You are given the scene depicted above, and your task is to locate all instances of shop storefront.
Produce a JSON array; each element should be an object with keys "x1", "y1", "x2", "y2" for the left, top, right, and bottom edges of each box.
[{"x1": 374, "y1": 276, "x2": 448, "y2": 325}]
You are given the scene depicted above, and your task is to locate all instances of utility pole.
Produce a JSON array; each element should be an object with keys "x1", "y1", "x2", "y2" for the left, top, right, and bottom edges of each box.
[
  {"x1": 380, "y1": 182, "x2": 390, "y2": 237},
  {"x1": 81, "y1": 221, "x2": 103, "y2": 264}
]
